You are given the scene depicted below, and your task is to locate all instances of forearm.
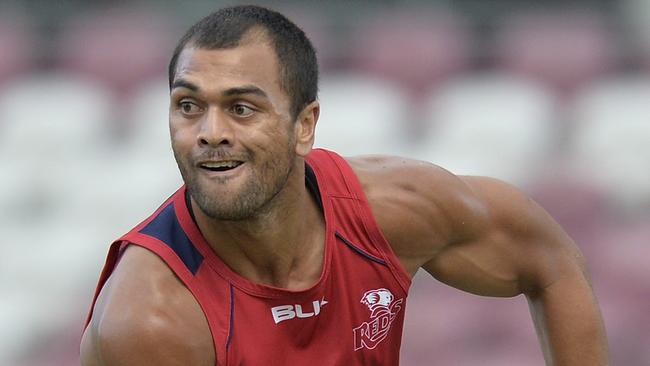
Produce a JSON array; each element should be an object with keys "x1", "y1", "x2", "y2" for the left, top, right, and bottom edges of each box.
[{"x1": 526, "y1": 270, "x2": 609, "y2": 366}]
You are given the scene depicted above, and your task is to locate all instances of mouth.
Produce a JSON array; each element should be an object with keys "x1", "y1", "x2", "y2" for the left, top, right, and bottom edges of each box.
[{"x1": 197, "y1": 160, "x2": 245, "y2": 173}]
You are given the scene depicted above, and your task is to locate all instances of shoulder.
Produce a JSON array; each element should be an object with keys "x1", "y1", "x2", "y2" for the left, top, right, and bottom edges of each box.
[
  {"x1": 81, "y1": 245, "x2": 213, "y2": 366},
  {"x1": 345, "y1": 155, "x2": 537, "y2": 276}
]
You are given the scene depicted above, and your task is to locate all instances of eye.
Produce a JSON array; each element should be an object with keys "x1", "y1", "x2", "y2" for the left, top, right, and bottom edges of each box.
[
  {"x1": 179, "y1": 100, "x2": 202, "y2": 115},
  {"x1": 230, "y1": 104, "x2": 255, "y2": 117}
]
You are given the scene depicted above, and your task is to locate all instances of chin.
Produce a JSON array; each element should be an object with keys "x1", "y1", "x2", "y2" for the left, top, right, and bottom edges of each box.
[
  {"x1": 189, "y1": 183, "x2": 258, "y2": 220},
  {"x1": 200, "y1": 198, "x2": 262, "y2": 221}
]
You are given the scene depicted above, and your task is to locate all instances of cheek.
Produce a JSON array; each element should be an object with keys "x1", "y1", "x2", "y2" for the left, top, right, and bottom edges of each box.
[
  {"x1": 247, "y1": 125, "x2": 290, "y2": 152},
  {"x1": 170, "y1": 121, "x2": 196, "y2": 151}
]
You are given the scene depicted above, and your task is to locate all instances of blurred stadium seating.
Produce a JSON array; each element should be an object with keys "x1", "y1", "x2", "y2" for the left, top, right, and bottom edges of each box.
[
  {"x1": 54, "y1": 7, "x2": 177, "y2": 95},
  {"x1": 569, "y1": 75, "x2": 650, "y2": 210},
  {"x1": 0, "y1": 13, "x2": 35, "y2": 86},
  {"x1": 416, "y1": 73, "x2": 558, "y2": 186},
  {"x1": 494, "y1": 10, "x2": 618, "y2": 96},
  {"x1": 347, "y1": 7, "x2": 472, "y2": 95},
  {"x1": 315, "y1": 73, "x2": 414, "y2": 157},
  {"x1": 1, "y1": 1, "x2": 648, "y2": 365}
]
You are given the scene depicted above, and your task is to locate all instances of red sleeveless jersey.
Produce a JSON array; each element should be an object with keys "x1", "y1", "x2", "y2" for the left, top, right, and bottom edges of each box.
[{"x1": 86, "y1": 149, "x2": 412, "y2": 365}]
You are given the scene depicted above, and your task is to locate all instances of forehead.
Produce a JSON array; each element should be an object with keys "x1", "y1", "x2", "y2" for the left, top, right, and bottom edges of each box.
[{"x1": 173, "y1": 38, "x2": 283, "y2": 94}]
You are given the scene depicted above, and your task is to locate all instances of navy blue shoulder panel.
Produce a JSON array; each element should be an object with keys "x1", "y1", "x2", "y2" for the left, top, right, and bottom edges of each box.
[{"x1": 139, "y1": 202, "x2": 204, "y2": 275}]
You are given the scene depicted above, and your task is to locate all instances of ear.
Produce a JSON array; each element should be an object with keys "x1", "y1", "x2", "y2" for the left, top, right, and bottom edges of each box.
[{"x1": 293, "y1": 100, "x2": 320, "y2": 157}]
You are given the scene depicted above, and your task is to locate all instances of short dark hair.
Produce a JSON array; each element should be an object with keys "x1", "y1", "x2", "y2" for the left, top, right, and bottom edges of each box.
[{"x1": 168, "y1": 5, "x2": 319, "y2": 120}]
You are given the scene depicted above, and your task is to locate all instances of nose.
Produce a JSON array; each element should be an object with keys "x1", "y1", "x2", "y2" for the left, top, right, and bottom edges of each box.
[{"x1": 197, "y1": 108, "x2": 234, "y2": 147}]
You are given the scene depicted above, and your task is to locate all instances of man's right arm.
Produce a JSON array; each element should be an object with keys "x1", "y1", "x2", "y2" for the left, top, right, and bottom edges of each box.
[{"x1": 80, "y1": 245, "x2": 214, "y2": 366}]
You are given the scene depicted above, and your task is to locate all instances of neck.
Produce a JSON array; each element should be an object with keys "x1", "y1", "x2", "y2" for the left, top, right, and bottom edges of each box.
[{"x1": 191, "y1": 161, "x2": 325, "y2": 290}]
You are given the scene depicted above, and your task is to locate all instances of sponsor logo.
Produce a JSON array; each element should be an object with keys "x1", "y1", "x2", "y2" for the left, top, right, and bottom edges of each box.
[
  {"x1": 271, "y1": 298, "x2": 328, "y2": 324},
  {"x1": 353, "y1": 288, "x2": 403, "y2": 351}
]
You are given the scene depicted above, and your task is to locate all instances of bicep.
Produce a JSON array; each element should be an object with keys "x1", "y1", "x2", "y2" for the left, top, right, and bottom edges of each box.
[
  {"x1": 80, "y1": 324, "x2": 102, "y2": 366},
  {"x1": 81, "y1": 309, "x2": 211, "y2": 366},
  {"x1": 80, "y1": 245, "x2": 214, "y2": 366},
  {"x1": 422, "y1": 176, "x2": 585, "y2": 298}
]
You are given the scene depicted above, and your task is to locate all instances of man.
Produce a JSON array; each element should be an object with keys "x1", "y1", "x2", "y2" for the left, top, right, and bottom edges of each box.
[{"x1": 80, "y1": 5, "x2": 608, "y2": 366}]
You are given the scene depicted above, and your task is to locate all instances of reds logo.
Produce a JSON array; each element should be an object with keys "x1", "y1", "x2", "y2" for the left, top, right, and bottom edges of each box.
[{"x1": 353, "y1": 288, "x2": 403, "y2": 351}]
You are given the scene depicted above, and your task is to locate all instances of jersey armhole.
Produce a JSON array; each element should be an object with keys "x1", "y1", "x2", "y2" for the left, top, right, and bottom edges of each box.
[
  {"x1": 84, "y1": 240, "x2": 123, "y2": 329},
  {"x1": 325, "y1": 151, "x2": 412, "y2": 293},
  {"x1": 84, "y1": 236, "x2": 223, "y2": 366}
]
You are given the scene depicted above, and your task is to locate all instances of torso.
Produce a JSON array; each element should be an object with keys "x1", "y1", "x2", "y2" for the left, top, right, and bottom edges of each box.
[{"x1": 85, "y1": 149, "x2": 414, "y2": 366}]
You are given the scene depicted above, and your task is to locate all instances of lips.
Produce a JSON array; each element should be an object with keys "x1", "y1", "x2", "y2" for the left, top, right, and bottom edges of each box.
[{"x1": 198, "y1": 160, "x2": 244, "y2": 172}]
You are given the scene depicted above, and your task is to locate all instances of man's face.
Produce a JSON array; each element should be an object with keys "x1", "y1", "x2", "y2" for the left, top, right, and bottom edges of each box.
[{"x1": 169, "y1": 38, "x2": 299, "y2": 220}]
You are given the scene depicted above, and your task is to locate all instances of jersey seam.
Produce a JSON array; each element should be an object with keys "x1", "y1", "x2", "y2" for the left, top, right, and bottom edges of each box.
[
  {"x1": 328, "y1": 194, "x2": 358, "y2": 200},
  {"x1": 225, "y1": 284, "x2": 234, "y2": 364},
  {"x1": 322, "y1": 150, "x2": 358, "y2": 199},
  {"x1": 355, "y1": 201, "x2": 412, "y2": 295},
  {"x1": 324, "y1": 151, "x2": 412, "y2": 294},
  {"x1": 335, "y1": 231, "x2": 388, "y2": 266},
  {"x1": 110, "y1": 239, "x2": 221, "y2": 366}
]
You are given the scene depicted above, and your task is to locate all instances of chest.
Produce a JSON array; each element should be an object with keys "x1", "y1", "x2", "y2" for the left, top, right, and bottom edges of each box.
[{"x1": 197, "y1": 240, "x2": 409, "y2": 366}]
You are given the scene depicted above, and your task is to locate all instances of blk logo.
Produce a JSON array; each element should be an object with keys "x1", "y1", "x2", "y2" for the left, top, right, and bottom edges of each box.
[{"x1": 271, "y1": 298, "x2": 328, "y2": 324}]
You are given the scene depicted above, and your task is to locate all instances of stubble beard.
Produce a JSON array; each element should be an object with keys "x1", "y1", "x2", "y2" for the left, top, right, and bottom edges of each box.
[{"x1": 174, "y1": 145, "x2": 296, "y2": 221}]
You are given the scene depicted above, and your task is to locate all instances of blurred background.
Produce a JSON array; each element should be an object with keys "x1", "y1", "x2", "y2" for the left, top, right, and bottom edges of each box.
[{"x1": 0, "y1": 0, "x2": 648, "y2": 365}]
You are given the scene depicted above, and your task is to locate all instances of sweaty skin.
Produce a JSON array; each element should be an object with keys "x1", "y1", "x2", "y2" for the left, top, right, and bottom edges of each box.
[{"x1": 81, "y1": 33, "x2": 608, "y2": 366}]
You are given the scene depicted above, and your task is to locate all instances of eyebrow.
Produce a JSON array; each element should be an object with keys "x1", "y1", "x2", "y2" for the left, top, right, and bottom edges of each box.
[
  {"x1": 171, "y1": 79, "x2": 199, "y2": 92},
  {"x1": 222, "y1": 85, "x2": 268, "y2": 99},
  {"x1": 171, "y1": 79, "x2": 268, "y2": 99}
]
